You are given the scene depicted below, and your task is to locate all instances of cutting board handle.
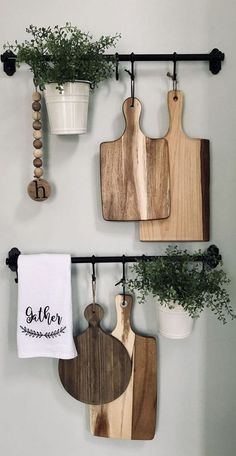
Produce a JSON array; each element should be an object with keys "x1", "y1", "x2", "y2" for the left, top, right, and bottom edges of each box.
[
  {"x1": 84, "y1": 303, "x2": 104, "y2": 327},
  {"x1": 122, "y1": 98, "x2": 142, "y2": 132},
  {"x1": 167, "y1": 90, "x2": 184, "y2": 134},
  {"x1": 115, "y1": 294, "x2": 133, "y2": 329}
]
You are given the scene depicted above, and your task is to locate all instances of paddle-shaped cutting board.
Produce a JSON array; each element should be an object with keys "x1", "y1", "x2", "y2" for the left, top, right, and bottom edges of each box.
[
  {"x1": 90, "y1": 295, "x2": 157, "y2": 440},
  {"x1": 140, "y1": 90, "x2": 210, "y2": 241},
  {"x1": 100, "y1": 97, "x2": 170, "y2": 221},
  {"x1": 58, "y1": 303, "x2": 132, "y2": 405}
]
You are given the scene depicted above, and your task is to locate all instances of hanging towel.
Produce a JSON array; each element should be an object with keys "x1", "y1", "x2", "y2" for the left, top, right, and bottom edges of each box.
[{"x1": 17, "y1": 254, "x2": 77, "y2": 359}]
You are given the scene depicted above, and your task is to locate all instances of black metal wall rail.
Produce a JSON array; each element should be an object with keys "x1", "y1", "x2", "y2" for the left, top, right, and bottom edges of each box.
[
  {"x1": 1, "y1": 48, "x2": 225, "y2": 77},
  {"x1": 6, "y1": 245, "x2": 221, "y2": 283}
]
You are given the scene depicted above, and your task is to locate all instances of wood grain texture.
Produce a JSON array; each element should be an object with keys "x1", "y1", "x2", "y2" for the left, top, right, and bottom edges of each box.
[
  {"x1": 27, "y1": 178, "x2": 51, "y2": 201},
  {"x1": 100, "y1": 97, "x2": 170, "y2": 221},
  {"x1": 132, "y1": 335, "x2": 157, "y2": 440},
  {"x1": 140, "y1": 90, "x2": 210, "y2": 241},
  {"x1": 58, "y1": 303, "x2": 132, "y2": 405},
  {"x1": 90, "y1": 295, "x2": 157, "y2": 440}
]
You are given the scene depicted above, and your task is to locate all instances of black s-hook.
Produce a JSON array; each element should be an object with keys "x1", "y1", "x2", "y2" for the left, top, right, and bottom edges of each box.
[
  {"x1": 115, "y1": 52, "x2": 119, "y2": 81},
  {"x1": 125, "y1": 52, "x2": 135, "y2": 107},
  {"x1": 91, "y1": 256, "x2": 96, "y2": 311},
  {"x1": 115, "y1": 255, "x2": 127, "y2": 306},
  {"x1": 167, "y1": 52, "x2": 178, "y2": 92}
]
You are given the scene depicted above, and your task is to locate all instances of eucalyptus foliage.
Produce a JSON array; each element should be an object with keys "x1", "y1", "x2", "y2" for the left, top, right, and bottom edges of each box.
[
  {"x1": 127, "y1": 246, "x2": 235, "y2": 323},
  {"x1": 4, "y1": 24, "x2": 120, "y2": 90}
]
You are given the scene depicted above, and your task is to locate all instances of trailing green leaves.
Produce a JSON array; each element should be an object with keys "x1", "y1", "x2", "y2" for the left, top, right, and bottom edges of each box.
[
  {"x1": 127, "y1": 246, "x2": 235, "y2": 323},
  {"x1": 4, "y1": 24, "x2": 121, "y2": 90}
]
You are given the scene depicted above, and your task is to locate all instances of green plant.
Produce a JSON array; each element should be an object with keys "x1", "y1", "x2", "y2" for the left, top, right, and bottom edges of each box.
[
  {"x1": 127, "y1": 246, "x2": 235, "y2": 324},
  {"x1": 4, "y1": 23, "x2": 120, "y2": 90}
]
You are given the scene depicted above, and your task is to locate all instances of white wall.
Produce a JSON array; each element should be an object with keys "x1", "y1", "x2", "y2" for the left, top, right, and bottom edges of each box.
[{"x1": 0, "y1": 1, "x2": 236, "y2": 455}]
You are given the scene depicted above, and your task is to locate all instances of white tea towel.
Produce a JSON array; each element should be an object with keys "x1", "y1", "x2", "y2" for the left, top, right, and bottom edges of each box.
[{"x1": 17, "y1": 254, "x2": 77, "y2": 359}]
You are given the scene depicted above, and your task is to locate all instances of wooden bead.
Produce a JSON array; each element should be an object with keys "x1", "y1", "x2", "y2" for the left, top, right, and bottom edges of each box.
[
  {"x1": 33, "y1": 158, "x2": 42, "y2": 168},
  {"x1": 32, "y1": 92, "x2": 41, "y2": 101},
  {"x1": 33, "y1": 130, "x2": 42, "y2": 139},
  {"x1": 32, "y1": 120, "x2": 42, "y2": 130},
  {"x1": 28, "y1": 178, "x2": 51, "y2": 202},
  {"x1": 34, "y1": 168, "x2": 43, "y2": 178},
  {"x1": 33, "y1": 150, "x2": 43, "y2": 158},
  {"x1": 32, "y1": 112, "x2": 41, "y2": 121},
  {"x1": 33, "y1": 139, "x2": 42, "y2": 149},
  {"x1": 32, "y1": 101, "x2": 41, "y2": 111}
]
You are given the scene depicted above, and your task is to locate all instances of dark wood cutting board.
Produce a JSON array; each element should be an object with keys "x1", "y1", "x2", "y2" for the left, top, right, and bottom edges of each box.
[
  {"x1": 58, "y1": 303, "x2": 132, "y2": 405},
  {"x1": 100, "y1": 97, "x2": 170, "y2": 221},
  {"x1": 90, "y1": 295, "x2": 157, "y2": 439},
  {"x1": 140, "y1": 90, "x2": 210, "y2": 241}
]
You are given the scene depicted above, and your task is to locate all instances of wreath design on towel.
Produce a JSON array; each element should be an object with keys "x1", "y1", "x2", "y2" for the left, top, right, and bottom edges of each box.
[{"x1": 20, "y1": 325, "x2": 66, "y2": 339}]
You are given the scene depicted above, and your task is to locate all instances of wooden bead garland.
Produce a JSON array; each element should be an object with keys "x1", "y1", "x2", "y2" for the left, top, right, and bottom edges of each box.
[
  {"x1": 27, "y1": 90, "x2": 51, "y2": 201},
  {"x1": 32, "y1": 120, "x2": 42, "y2": 130},
  {"x1": 32, "y1": 112, "x2": 41, "y2": 120},
  {"x1": 33, "y1": 139, "x2": 42, "y2": 149},
  {"x1": 33, "y1": 130, "x2": 42, "y2": 139},
  {"x1": 33, "y1": 158, "x2": 42, "y2": 167},
  {"x1": 32, "y1": 101, "x2": 41, "y2": 111},
  {"x1": 33, "y1": 150, "x2": 43, "y2": 158}
]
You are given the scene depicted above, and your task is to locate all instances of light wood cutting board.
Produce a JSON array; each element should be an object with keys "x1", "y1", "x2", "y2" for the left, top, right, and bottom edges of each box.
[
  {"x1": 140, "y1": 90, "x2": 210, "y2": 241},
  {"x1": 100, "y1": 97, "x2": 170, "y2": 221},
  {"x1": 90, "y1": 295, "x2": 157, "y2": 440}
]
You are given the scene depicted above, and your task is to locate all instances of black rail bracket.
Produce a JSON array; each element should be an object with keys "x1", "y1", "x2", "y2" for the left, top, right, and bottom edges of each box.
[
  {"x1": 209, "y1": 48, "x2": 225, "y2": 74},
  {"x1": 204, "y1": 244, "x2": 222, "y2": 268},
  {"x1": 6, "y1": 247, "x2": 21, "y2": 282},
  {"x1": 1, "y1": 50, "x2": 16, "y2": 76}
]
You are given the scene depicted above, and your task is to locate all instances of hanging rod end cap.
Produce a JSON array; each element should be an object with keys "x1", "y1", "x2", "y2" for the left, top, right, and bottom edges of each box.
[
  {"x1": 6, "y1": 247, "x2": 21, "y2": 271},
  {"x1": 1, "y1": 50, "x2": 16, "y2": 76},
  {"x1": 205, "y1": 244, "x2": 221, "y2": 268},
  {"x1": 209, "y1": 48, "x2": 225, "y2": 75}
]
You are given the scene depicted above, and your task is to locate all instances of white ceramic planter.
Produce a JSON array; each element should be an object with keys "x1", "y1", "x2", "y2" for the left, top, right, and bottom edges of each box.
[
  {"x1": 44, "y1": 81, "x2": 90, "y2": 135},
  {"x1": 156, "y1": 302, "x2": 194, "y2": 339}
]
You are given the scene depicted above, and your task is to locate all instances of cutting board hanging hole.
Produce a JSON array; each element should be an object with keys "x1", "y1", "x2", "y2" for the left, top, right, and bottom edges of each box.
[{"x1": 84, "y1": 304, "x2": 103, "y2": 326}]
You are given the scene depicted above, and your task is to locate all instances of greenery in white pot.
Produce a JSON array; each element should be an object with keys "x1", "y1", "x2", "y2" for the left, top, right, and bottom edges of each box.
[
  {"x1": 4, "y1": 24, "x2": 120, "y2": 134},
  {"x1": 127, "y1": 246, "x2": 235, "y2": 324},
  {"x1": 4, "y1": 23, "x2": 120, "y2": 90}
]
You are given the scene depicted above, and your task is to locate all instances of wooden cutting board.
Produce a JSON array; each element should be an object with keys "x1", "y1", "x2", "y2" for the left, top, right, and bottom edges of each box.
[
  {"x1": 90, "y1": 295, "x2": 157, "y2": 440},
  {"x1": 58, "y1": 303, "x2": 132, "y2": 405},
  {"x1": 100, "y1": 97, "x2": 170, "y2": 221},
  {"x1": 140, "y1": 90, "x2": 210, "y2": 241}
]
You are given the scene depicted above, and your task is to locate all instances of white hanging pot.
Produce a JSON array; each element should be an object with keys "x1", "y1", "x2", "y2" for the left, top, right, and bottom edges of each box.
[
  {"x1": 44, "y1": 81, "x2": 91, "y2": 135},
  {"x1": 156, "y1": 302, "x2": 194, "y2": 339}
]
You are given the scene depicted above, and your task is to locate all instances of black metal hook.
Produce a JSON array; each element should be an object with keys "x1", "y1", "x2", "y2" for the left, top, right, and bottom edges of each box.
[
  {"x1": 122, "y1": 255, "x2": 126, "y2": 303},
  {"x1": 115, "y1": 255, "x2": 127, "y2": 305},
  {"x1": 91, "y1": 256, "x2": 97, "y2": 311},
  {"x1": 91, "y1": 255, "x2": 96, "y2": 282},
  {"x1": 167, "y1": 52, "x2": 178, "y2": 92},
  {"x1": 115, "y1": 52, "x2": 119, "y2": 81},
  {"x1": 125, "y1": 52, "x2": 135, "y2": 107}
]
